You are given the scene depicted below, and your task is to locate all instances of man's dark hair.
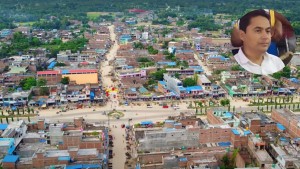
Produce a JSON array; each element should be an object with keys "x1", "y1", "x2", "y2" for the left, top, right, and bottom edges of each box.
[{"x1": 239, "y1": 9, "x2": 270, "y2": 32}]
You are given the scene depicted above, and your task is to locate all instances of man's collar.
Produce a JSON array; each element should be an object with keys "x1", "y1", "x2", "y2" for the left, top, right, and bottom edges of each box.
[{"x1": 237, "y1": 47, "x2": 266, "y2": 65}]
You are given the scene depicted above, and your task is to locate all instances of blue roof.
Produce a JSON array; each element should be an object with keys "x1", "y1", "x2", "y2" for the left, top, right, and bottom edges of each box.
[
  {"x1": 157, "y1": 62, "x2": 176, "y2": 66},
  {"x1": 124, "y1": 65, "x2": 134, "y2": 69},
  {"x1": 62, "y1": 69, "x2": 69, "y2": 74},
  {"x1": 280, "y1": 137, "x2": 288, "y2": 142},
  {"x1": 0, "y1": 124, "x2": 8, "y2": 130},
  {"x1": 224, "y1": 112, "x2": 233, "y2": 118},
  {"x1": 207, "y1": 55, "x2": 229, "y2": 61},
  {"x1": 176, "y1": 50, "x2": 193, "y2": 53},
  {"x1": 165, "y1": 120, "x2": 175, "y2": 123},
  {"x1": 2, "y1": 155, "x2": 19, "y2": 163},
  {"x1": 231, "y1": 129, "x2": 240, "y2": 135},
  {"x1": 66, "y1": 164, "x2": 102, "y2": 169},
  {"x1": 277, "y1": 123, "x2": 286, "y2": 131},
  {"x1": 290, "y1": 78, "x2": 300, "y2": 83},
  {"x1": 8, "y1": 145, "x2": 16, "y2": 154},
  {"x1": 138, "y1": 86, "x2": 149, "y2": 94},
  {"x1": 174, "y1": 123, "x2": 182, "y2": 126},
  {"x1": 158, "y1": 81, "x2": 166, "y2": 85},
  {"x1": 130, "y1": 88, "x2": 137, "y2": 92},
  {"x1": 244, "y1": 130, "x2": 251, "y2": 135},
  {"x1": 189, "y1": 66, "x2": 202, "y2": 69},
  {"x1": 179, "y1": 86, "x2": 186, "y2": 91},
  {"x1": 185, "y1": 86, "x2": 203, "y2": 92},
  {"x1": 58, "y1": 156, "x2": 70, "y2": 161},
  {"x1": 140, "y1": 121, "x2": 153, "y2": 125},
  {"x1": 47, "y1": 61, "x2": 56, "y2": 69},
  {"x1": 218, "y1": 142, "x2": 231, "y2": 147},
  {"x1": 179, "y1": 157, "x2": 188, "y2": 162}
]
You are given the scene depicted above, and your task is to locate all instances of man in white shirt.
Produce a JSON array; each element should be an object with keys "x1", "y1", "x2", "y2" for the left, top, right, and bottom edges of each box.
[{"x1": 233, "y1": 9, "x2": 285, "y2": 75}]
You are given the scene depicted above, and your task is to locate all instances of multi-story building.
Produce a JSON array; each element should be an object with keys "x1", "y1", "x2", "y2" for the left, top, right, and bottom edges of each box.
[
  {"x1": 37, "y1": 70, "x2": 62, "y2": 85},
  {"x1": 271, "y1": 109, "x2": 300, "y2": 138}
]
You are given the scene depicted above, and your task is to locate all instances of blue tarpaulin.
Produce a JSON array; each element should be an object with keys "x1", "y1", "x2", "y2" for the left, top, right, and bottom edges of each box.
[
  {"x1": 90, "y1": 91, "x2": 95, "y2": 101},
  {"x1": 66, "y1": 164, "x2": 102, "y2": 169},
  {"x1": 277, "y1": 123, "x2": 286, "y2": 131},
  {"x1": 140, "y1": 121, "x2": 153, "y2": 125},
  {"x1": 218, "y1": 142, "x2": 231, "y2": 147},
  {"x1": 231, "y1": 129, "x2": 239, "y2": 135}
]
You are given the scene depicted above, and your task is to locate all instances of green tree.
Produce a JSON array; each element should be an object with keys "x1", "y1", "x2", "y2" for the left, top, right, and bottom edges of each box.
[
  {"x1": 147, "y1": 46, "x2": 158, "y2": 55},
  {"x1": 231, "y1": 65, "x2": 243, "y2": 71},
  {"x1": 37, "y1": 78, "x2": 47, "y2": 87},
  {"x1": 133, "y1": 42, "x2": 144, "y2": 49},
  {"x1": 61, "y1": 77, "x2": 70, "y2": 84},
  {"x1": 151, "y1": 69, "x2": 167, "y2": 81},
  {"x1": 183, "y1": 78, "x2": 197, "y2": 87},
  {"x1": 20, "y1": 77, "x2": 37, "y2": 90}
]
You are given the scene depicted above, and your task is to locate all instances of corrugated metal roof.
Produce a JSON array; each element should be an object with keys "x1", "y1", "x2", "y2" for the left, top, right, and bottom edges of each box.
[
  {"x1": 0, "y1": 124, "x2": 8, "y2": 130},
  {"x1": 37, "y1": 70, "x2": 60, "y2": 75},
  {"x1": 2, "y1": 155, "x2": 19, "y2": 163},
  {"x1": 69, "y1": 69, "x2": 97, "y2": 74}
]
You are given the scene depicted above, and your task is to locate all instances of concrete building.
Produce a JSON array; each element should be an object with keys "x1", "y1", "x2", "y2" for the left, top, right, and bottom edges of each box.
[
  {"x1": 247, "y1": 135, "x2": 273, "y2": 168},
  {"x1": 207, "y1": 110, "x2": 240, "y2": 127},
  {"x1": 37, "y1": 70, "x2": 62, "y2": 85},
  {"x1": 239, "y1": 111, "x2": 276, "y2": 135},
  {"x1": 271, "y1": 109, "x2": 300, "y2": 138}
]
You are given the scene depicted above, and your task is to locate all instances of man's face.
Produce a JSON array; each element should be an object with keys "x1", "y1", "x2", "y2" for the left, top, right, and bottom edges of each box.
[{"x1": 240, "y1": 16, "x2": 272, "y2": 54}]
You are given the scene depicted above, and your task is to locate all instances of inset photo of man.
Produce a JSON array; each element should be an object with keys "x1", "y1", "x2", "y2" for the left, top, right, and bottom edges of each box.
[{"x1": 231, "y1": 9, "x2": 296, "y2": 75}]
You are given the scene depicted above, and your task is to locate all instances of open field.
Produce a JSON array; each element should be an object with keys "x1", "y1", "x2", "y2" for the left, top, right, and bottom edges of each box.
[
  {"x1": 87, "y1": 12, "x2": 115, "y2": 20},
  {"x1": 16, "y1": 21, "x2": 36, "y2": 26}
]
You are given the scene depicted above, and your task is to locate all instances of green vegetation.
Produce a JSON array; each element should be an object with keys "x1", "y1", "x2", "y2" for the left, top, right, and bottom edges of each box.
[
  {"x1": 220, "y1": 99, "x2": 230, "y2": 106},
  {"x1": 133, "y1": 42, "x2": 144, "y2": 49},
  {"x1": 55, "y1": 62, "x2": 67, "y2": 67},
  {"x1": 150, "y1": 69, "x2": 167, "y2": 81},
  {"x1": 231, "y1": 65, "x2": 244, "y2": 71},
  {"x1": 0, "y1": 32, "x2": 42, "y2": 57},
  {"x1": 147, "y1": 46, "x2": 158, "y2": 55},
  {"x1": 87, "y1": 12, "x2": 102, "y2": 20},
  {"x1": 61, "y1": 77, "x2": 70, "y2": 84},
  {"x1": 19, "y1": 78, "x2": 48, "y2": 92},
  {"x1": 187, "y1": 15, "x2": 221, "y2": 31},
  {"x1": 0, "y1": 32, "x2": 87, "y2": 58},
  {"x1": 272, "y1": 66, "x2": 291, "y2": 79},
  {"x1": 183, "y1": 78, "x2": 197, "y2": 87},
  {"x1": 32, "y1": 18, "x2": 71, "y2": 30}
]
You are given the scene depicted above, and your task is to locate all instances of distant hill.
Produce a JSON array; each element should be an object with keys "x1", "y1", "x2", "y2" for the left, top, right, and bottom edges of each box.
[{"x1": 0, "y1": 0, "x2": 299, "y2": 22}]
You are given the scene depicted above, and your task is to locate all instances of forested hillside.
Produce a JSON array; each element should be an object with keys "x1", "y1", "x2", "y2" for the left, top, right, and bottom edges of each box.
[{"x1": 0, "y1": 0, "x2": 300, "y2": 34}]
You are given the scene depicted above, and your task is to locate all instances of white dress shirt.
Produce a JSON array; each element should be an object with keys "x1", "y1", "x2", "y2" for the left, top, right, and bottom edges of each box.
[{"x1": 234, "y1": 48, "x2": 285, "y2": 75}]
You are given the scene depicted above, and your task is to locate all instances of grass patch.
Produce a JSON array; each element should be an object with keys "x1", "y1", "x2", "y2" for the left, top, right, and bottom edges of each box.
[
  {"x1": 87, "y1": 12, "x2": 102, "y2": 20},
  {"x1": 17, "y1": 21, "x2": 36, "y2": 26},
  {"x1": 108, "y1": 110, "x2": 124, "y2": 119}
]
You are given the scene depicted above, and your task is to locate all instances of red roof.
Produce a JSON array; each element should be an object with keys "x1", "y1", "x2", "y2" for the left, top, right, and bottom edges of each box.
[
  {"x1": 128, "y1": 8, "x2": 146, "y2": 13},
  {"x1": 69, "y1": 69, "x2": 97, "y2": 74},
  {"x1": 37, "y1": 70, "x2": 60, "y2": 75}
]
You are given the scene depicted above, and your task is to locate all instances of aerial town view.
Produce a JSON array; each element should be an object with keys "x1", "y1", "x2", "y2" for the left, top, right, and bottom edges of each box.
[{"x1": 0, "y1": 0, "x2": 300, "y2": 169}]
